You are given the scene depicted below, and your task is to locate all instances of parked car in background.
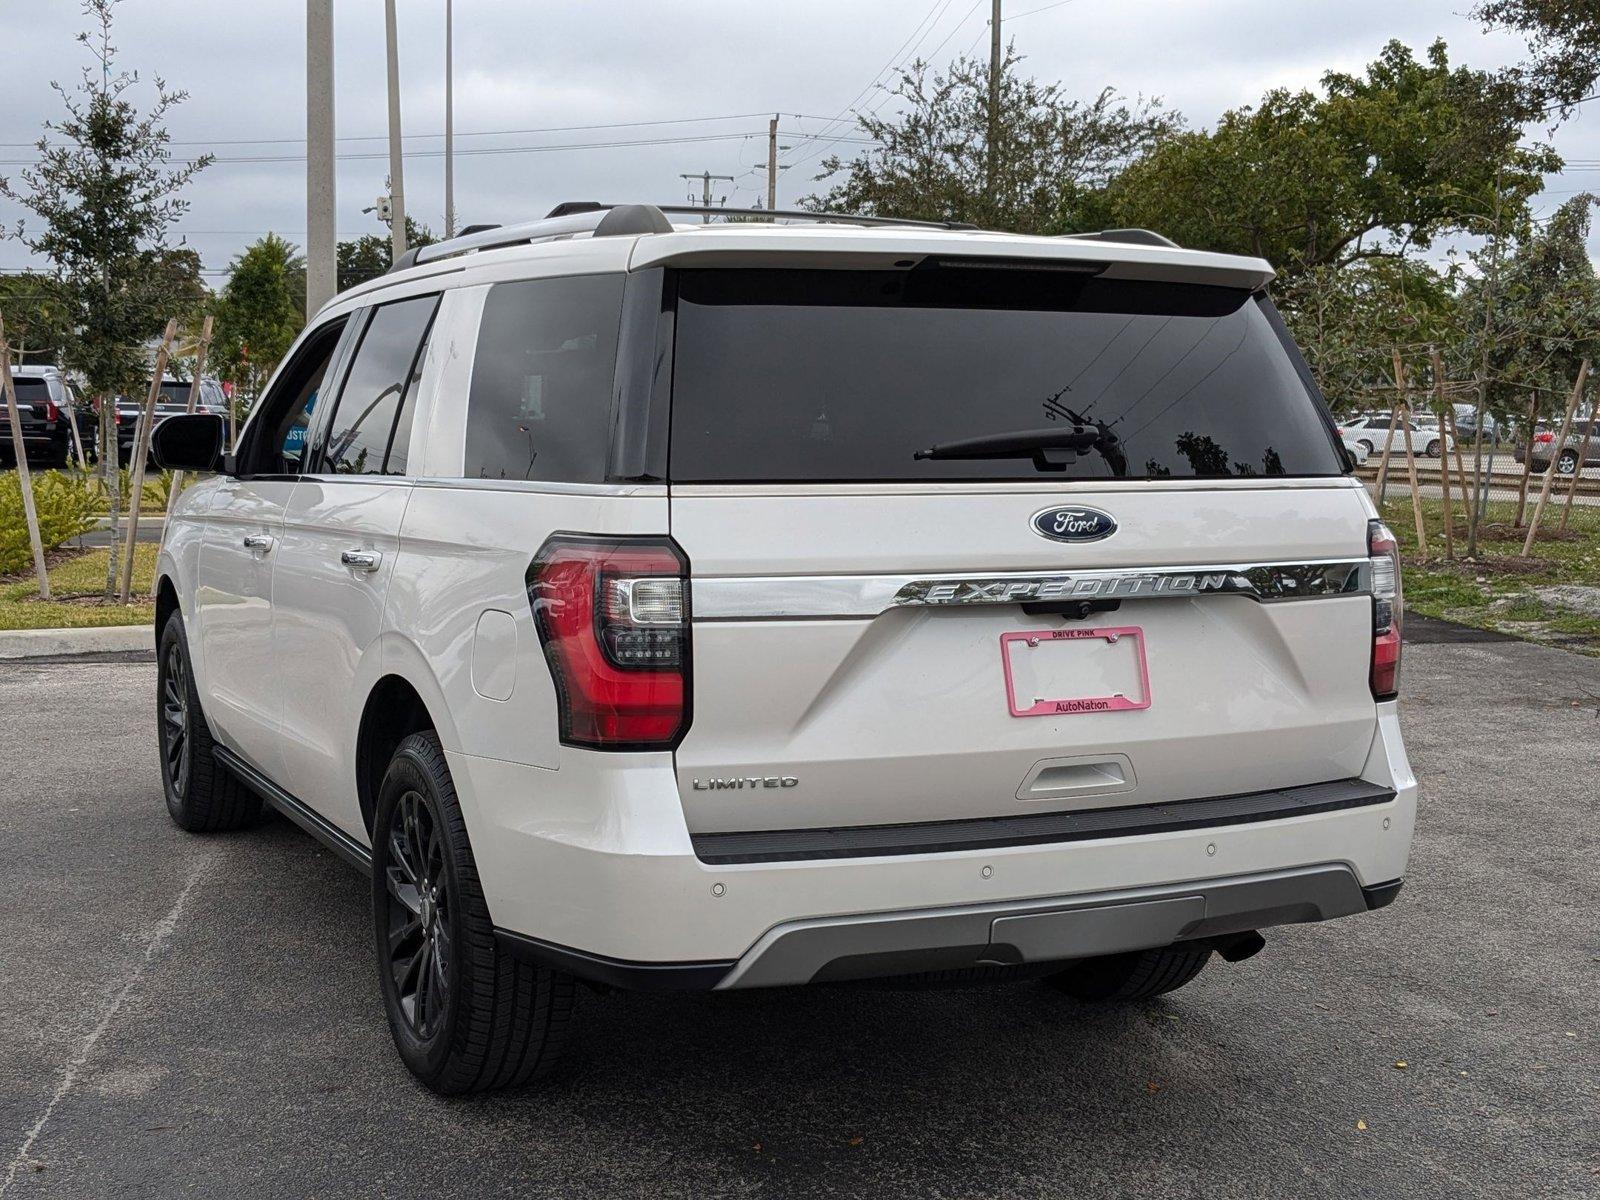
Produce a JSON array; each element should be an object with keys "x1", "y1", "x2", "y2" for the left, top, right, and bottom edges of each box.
[
  {"x1": 1337, "y1": 413, "x2": 1450, "y2": 459},
  {"x1": 1452, "y1": 403, "x2": 1498, "y2": 444},
  {"x1": 1, "y1": 364, "x2": 97, "y2": 467},
  {"x1": 1515, "y1": 419, "x2": 1598, "y2": 475},
  {"x1": 113, "y1": 376, "x2": 227, "y2": 465}
]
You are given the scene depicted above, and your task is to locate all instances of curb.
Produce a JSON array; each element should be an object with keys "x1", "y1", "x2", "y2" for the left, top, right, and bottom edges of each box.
[{"x1": 0, "y1": 625, "x2": 154, "y2": 660}]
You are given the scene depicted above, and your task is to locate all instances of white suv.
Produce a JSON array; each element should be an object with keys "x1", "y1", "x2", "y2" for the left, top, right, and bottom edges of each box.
[{"x1": 152, "y1": 204, "x2": 1416, "y2": 1094}]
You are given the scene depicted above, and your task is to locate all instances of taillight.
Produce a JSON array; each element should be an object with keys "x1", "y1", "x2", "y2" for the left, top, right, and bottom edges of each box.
[
  {"x1": 1368, "y1": 520, "x2": 1402, "y2": 701},
  {"x1": 528, "y1": 535, "x2": 690, "y2": 750},
  {"x1": 45, "y1": 400, "x2": 60, "y2": 421},
  {"x1": 1534, "y1": 431, "x2": 1555, "y2": 444}
]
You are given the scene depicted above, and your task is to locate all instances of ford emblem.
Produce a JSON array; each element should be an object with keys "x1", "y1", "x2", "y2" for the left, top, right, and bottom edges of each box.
[{"x1": 1032, "y1": 505, "x2": 1117, "y2": 543}]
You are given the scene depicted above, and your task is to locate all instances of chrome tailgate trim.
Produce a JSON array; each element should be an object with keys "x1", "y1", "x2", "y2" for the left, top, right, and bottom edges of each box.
[{"x1": 692, "y1": 559, "x2": 1369, "y2": 621}]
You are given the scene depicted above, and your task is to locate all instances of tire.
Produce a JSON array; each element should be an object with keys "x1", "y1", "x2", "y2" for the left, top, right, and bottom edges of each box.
[
  {"x1": 1042, "y1": 944, "x2": 1211, "y2": 1003},
  {"x1": 372, "y1": 732, "x2": 575, "y2": 1094},
  {"x1": 157, "y1": 613, "x2": 261, "y2": 832},
  {"x1": 1357, "y1": 439, "x2": 1374, "y2": 456},
  {"x1": 1556, "y1": 449, "x2": 1579, "y2": 475},
  {"x1": 1426, "y1": 439, "x2": 1442, "y2": 458}
]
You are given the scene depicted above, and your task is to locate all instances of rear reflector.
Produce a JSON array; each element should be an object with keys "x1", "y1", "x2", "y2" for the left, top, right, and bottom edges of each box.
[
  {"x1": 1368, "y1": 520, "x2": 1402, "y2": 700},
  {"x1": 528, "y1": 535, "x2": 690, "y2": 750}
]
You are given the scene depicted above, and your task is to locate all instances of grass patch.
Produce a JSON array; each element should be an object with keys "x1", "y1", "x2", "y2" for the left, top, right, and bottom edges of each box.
[
  {"x1": 0, "y1": 545, "x2": 157, "y2": 629},
  {"x1": 1379, "y1": 497, "x2": 1600, "y2": 653},
  {"x1": 1498, "y1": 595, "x2": 1549, "y2": 622}
]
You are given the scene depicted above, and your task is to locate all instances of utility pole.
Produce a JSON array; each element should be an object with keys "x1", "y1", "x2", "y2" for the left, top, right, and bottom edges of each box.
[
  {"x1": 753, "y1": 117, "x2": 790, "y2": 213},
  {"x1": 988, "y1": 0, "x2": 1002, "y2": 204},
  {"x1": 305, "y1": 0, "x2": 336, "y2": 314},
  {"x1": 384, "y1": 0, "x2": 408, "y2": 260},
  {"x1": 444, "y1": 0, "x2": 455, "y2": 238},
  {"x1": 679, "y1": 171, "x2": 735, "y2": 221},
  {"x1": 767, "y1": 114, "x2": 779, "y2": 211}
]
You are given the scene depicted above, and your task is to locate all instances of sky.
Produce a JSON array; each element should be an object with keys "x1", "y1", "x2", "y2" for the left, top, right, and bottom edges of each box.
[{"x1": 1, "y1": 0, "x2": 1597, "y2": 288}]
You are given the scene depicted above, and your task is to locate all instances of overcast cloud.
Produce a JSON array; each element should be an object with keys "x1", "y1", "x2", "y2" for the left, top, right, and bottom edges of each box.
[{"x1": 2, "y1": 0, "x2": 1597, "y2": 285}]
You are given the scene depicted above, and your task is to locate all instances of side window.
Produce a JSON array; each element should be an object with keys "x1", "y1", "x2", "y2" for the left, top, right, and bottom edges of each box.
[
  {"x1": 243, "y1": 318, "x2": 347, "y2": 476},
  {"x1": 463, "y1": 274, "x2": 624, "y2": 483},
  {"x1": 318, "y1": 294, "x2": 439, "y2": 476}
]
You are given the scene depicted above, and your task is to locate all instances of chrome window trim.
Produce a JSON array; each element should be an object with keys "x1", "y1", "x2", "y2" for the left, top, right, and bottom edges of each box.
[{"x1": 691, "y1": 559, "x2": 1370, "y2": 621}]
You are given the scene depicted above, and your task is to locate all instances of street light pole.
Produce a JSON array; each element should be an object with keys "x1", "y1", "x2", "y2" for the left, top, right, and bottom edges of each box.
[
  {"x1": 305, "y1": 0, "x2": 336, "y2": 314},
  {"x1": 444, "y1": 0, "x2": 455, "y2": 238},
  {"x1": 384, "y1": 0, "x2": 408, "y2": 260}
]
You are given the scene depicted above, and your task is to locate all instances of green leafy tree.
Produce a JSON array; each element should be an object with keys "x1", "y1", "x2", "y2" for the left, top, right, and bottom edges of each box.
[
  {"x1": 0, "y1": 272, "x2": 72, "y2": 364},
  {"x1": 804, "y1": 50, "x2": 1178, "y2": 234},
  {"x1": 1476, "y1": 0, "x2": 1600, "y2": 111},
  {"x1": 1108, "y1": 40, "x2": 1555, "y2": 280},
  {"x1": 1459, "y1": 193, "x2": 1600, "y2": 427},
  {"x1": 338, "y1": 216, "x2": 437, "y2": 292},
  {"x1": 1277, "y1": 256, "x2": 1462, "y2": 413},
  {"x1": 213, "y1": 233, "x2": 305, "y2": 410},
  {"x1": 0, "y1": 0, "x2": 210, "y2": 597}
]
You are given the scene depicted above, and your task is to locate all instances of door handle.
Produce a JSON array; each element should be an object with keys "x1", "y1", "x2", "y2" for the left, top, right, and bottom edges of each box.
[
  {"x1": 242, "y1": 534, "x2": 275, "y2": 552},
  {"x1": 341, "y1": 548, "x2": 383, "y2": 572}
]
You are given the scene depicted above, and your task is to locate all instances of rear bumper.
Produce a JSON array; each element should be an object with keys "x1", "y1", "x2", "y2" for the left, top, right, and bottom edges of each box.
[
  {"x1": 497, "y1": 866, "x2": 1403, "y2": 991},
  {"x1": 453, "y1": 705, "x2": 1416, "y2": 987}
]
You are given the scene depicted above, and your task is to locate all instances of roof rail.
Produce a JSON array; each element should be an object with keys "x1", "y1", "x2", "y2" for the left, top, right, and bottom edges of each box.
[
  {"x1": 1061, "y1": 228, "x2": 1180, "y2": 249},
  {"x1": 396, "y1": 202, "x2": 983, "y2": 271},
  {"x1": 655, "y1": 204, "x2": 978, "y2": 230}
]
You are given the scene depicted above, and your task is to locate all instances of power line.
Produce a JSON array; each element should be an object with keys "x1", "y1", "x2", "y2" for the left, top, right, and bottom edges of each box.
[
  {"x1": 785, "y1": 0, "x2": 988, "y2": 176},
  {"x1": 1008, "y1": 0, "x2": 1084, "y2": 20},
  {"x1": 0, "y1": 110, "x2": 856, "y2": 151},
  {"x1": 0, "y1": 128, "x2": 879, "y2": 168},
  {"x1": 782, "y1": 0, "x2": 963, "y2": 169}
]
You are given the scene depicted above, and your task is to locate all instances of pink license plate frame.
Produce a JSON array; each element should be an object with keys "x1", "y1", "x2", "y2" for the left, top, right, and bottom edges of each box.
[{"x1": 999, "y1": 626, "x2": 1151, "y2": 718}]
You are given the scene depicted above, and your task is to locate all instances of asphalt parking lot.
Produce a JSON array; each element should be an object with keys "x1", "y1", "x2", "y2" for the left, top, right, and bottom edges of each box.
[{"x1": 1, "y1": 635, "x2": 1597, "y2": 1199}]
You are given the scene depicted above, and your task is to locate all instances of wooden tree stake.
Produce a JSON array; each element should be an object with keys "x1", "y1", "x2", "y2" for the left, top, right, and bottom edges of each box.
[
  {"x1": 1373, "y1": 349, "x2": 1407, "y2": 502},
  {"x1": 1515, "y1": 392, "x2": 1539, "y2": 526},
  {"x1": 1522, "y1": 359, "x2": 1589, "y2": 556},
  {"x1": 119, "y1": 318, "x2": 177, "y2": 604},
  {"x1": 1431, "y1": 349, "x2": 1454, "y2": 559},
  {"x1": 0, "y1": 314, "x2": 52, "y2": 599},
  {"x1": 1557, "y1": 383, "x2": 1598, "y2": 534}
]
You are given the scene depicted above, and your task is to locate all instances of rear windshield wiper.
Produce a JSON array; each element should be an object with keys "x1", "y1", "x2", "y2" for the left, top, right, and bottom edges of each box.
[{"x1": 914, "y1": 422, "x2": 1128, "y2": 476}]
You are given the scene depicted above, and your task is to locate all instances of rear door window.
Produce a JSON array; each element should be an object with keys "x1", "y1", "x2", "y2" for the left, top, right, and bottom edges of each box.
[
  {"x1": 462, "y1": 274, "x2": 624, "y2": 483},
  {"x1": 669, "y1": 266, "x2": 1344, "y2": 482},
  {"x1": 317, "y1": 294, "x2": 439, "y2": 476}
]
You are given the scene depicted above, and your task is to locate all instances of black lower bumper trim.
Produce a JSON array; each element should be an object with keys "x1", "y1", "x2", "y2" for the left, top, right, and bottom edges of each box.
[
  {"x1": 1362, "y1": 879, "x2": 1404, "y2": 910},
  {"x1": 494, "y1": 929, "x2": 734, "y2": 991},
  {"x1": 692, "y1": 778, "x2": 1397, "y2": 865}
]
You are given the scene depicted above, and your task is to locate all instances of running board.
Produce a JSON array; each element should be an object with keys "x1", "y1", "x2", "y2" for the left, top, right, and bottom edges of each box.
[{"x1": 213, "y1": 746, "x2": 373, "y2": 875}]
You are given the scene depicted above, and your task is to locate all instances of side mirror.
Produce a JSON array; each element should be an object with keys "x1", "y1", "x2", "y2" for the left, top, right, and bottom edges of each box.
[{"x1": 151, "y1": 412, "x2": 227, "y2": 473}]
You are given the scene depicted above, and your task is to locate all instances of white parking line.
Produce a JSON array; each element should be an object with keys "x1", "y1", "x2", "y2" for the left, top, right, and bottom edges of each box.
[{"x1": 0, "y1": 856, "x2": 218, "y2": 1196}]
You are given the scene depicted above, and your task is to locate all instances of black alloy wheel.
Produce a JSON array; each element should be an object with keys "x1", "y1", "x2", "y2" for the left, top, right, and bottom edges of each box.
[
  {"x1": 159, "y1": 638, "x2": 191, "y2": 801},
  {"x1": 383, "y1": 789, "x2": 452, "y2": 1040}
]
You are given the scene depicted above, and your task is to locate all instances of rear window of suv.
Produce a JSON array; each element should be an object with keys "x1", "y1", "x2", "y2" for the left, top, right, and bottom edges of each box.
[{"x1": 668, "y1": 266, "x2": 1343, "y2": 482}]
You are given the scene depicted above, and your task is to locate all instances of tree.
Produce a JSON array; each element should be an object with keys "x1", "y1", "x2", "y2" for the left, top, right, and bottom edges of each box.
[
  {"x1": 1459, "y1": 193, "x2": 1600, "y2": 424},
  {"x1": 212, "y1": 233, "x2": 305, "y2": 410},
  {"x1": 338, "y1": 216, "x2": 437, "y2": 293},
  {"x1": 1276, "y1": 257, "x2": 1461, "y2": 413},
  {"x1": 0, "y1": 0, "x2": 210, "y2": 597},
  {"x1": 1476, "y1": 0, "x2": 1600, "y2": 111},
  {"x1": 1107, "y1": 41, "x2": 1555, "y2": 280},
  {"x1": 804, "y1": 50, "x2": 1178, "y2": 234},
  {"x1": 0, "y1": 272, "x2": 72, "y2": 364}
]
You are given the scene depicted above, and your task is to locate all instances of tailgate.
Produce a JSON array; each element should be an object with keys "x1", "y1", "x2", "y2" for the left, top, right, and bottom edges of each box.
[{"x1": 672, "y1": 482, "x2": 1377, "y2": 835}]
